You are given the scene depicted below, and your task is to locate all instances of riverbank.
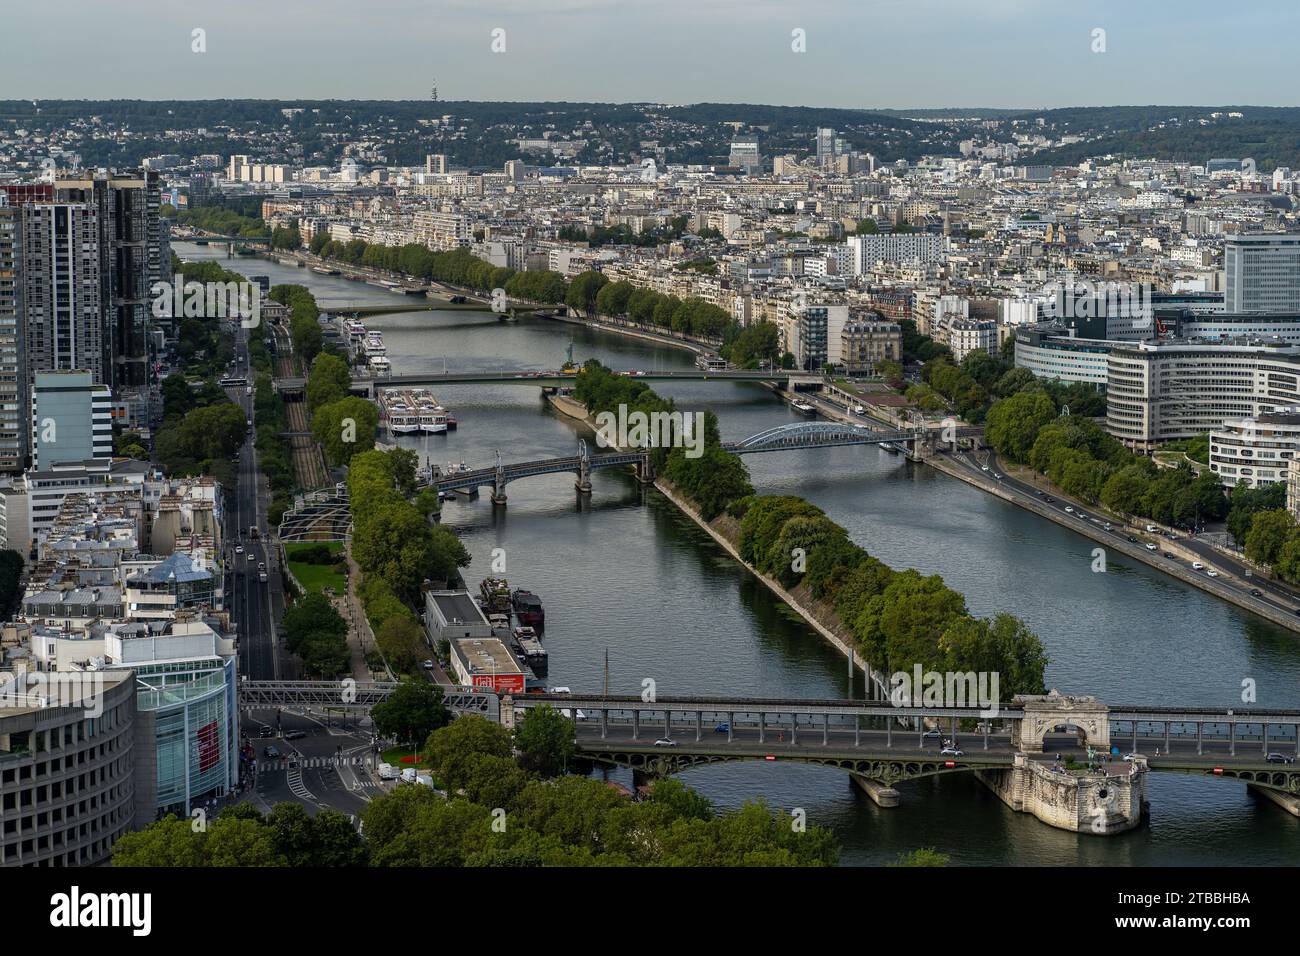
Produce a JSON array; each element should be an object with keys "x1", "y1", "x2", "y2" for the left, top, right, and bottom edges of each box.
[{"x1": 546, "y1": 389, "x2": 888, "y2": 691}]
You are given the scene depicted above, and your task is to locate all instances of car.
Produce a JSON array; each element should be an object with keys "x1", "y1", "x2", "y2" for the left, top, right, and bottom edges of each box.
[
  {"x1": 1145, "y1": 543, "x2": 1158, "y2": 551},
  {"x1": 263, "y1": 746, "x2": 281, "y2": 759},
  {"x1": 1145, "y1": 525, "x2": 1158, "y2": 533},
  {"x1": 1192, "y1": 561, "x2": 1204, "y2": 571},
  {"x1": 1103, "y1": 522, "x2": 1112, "y2": 531},
  {"x1": 940, "y1": 747, "x2": 964, "y2": 757},
  {"x1": 422, "y1": 659, "x2": 434, "y2": 670},
  {"x1": 284, "y1": 730, "x2": 306, "y2": 740},
  {"x1": 993, "y1": 473, "x2": 1002, "y2": 480},
  {"x1": 1250, "y1": 588, "x2": 1263, "y2": 597},
  {"x1": 922, "y1": 729, "x2": 942, "y2": 738},
  {"x1": 853, "y1": 405, "x2": 865, "y2": 414},
  {"x1": 376, "y1": 762, "x2": 399, "y2": 780},
  {"x1": 235, "y1": 545, "x2": 244, "y2": 555},
  {"x1": 1035, "y1": 489, "x2": 1044, "y2": 496},
  {"x1": 1164, "y1": 552, "x2": 1176, "y2": 559},
  {"x1": 401, "y1": 767, "x2": 418, "y2": 783},
  {"x1": 1266, "y1": 753, "x2": 1295, "y2": 764},
  {"x1": 1044, "y1": 496, "x2": 1055, "y2": 503},
  {"x1": 981, "y1": 465, "x2": 989, "y2": 472},
  {"x1": 247, "y1": 552, "x2": 256, "y2": 561},
  {"x1": 653, "y1": 738, "x2": 677, "y2": 747},
  {"x1": 258, "y1": 726, "x2": 273, "y2": 738},
  {"x1": 1065, "y1": 506, "x2": 1074, "y2": 514},
  {"x1": 714, "y1": 722, "x2": 730, "y2": 733},
  {"x1": 1122, "y1": 752, "x2": 1140, "y2": 762},
  {"x1": 1206, "y1": 569, "x2": 1219, "y2": 577},
  {"x1": 258, "y1": 561, "x2": 266, "y2": 571}
]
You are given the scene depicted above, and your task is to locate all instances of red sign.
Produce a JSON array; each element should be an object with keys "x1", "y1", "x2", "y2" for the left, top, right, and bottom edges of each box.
[
  {"x1": 473, "y1": 674, "x2": 524, "y2": 694},
  {"x1": 764, "y1": 755, "x2": 776, "y2": 761},
  {"x1": 1213, "y1": 767, "x2": 1224, "y2": 775},
  {"x1": 945, "y1": 760, "x2": 956, "y2": 768},
  {"x1": 196, "y1": 721, "x2": 220, "y2": 773}
]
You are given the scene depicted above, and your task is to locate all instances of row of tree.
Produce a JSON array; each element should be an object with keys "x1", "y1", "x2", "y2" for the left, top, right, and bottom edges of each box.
[
  {"x1": 270, "y1": 284, "x2": 323, "y2": 365},
  {"x1": 732, "y1": 495, "x2": 1048, "y2": 693},
  {"x1": 346, "y1": 449, "x2": 470, "y2": 673},
  {"x1": 113, "y1": 707, "x2": 839, "y2": 867},
  {"x1": 571, "y1": 361, "x2": 753, "y2": 519},
  {"x1": 281, "y1": 591, "x2": 349, "y2": 678},
  {"x1": 589, "y1": 279, "x2": 736, "y2": 340},
  {"x1": 985, "y1": 392, "x2": 1228, "y2": 530}
]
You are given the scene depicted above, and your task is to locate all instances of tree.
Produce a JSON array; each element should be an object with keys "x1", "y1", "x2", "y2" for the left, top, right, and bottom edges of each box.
[
  {"x1": 890, "y1": 848, "x2": 950, "y2": 867},
  {"x1": 513, "y1": 705, "x2": 576, "y2": 777},
  {"x1": 565, "y1": 270, "x2": 609, "y2": 317},
  {"x1": 306, "y1": 352, "x2": 353, "y2": 413},
  {"x1": 111, "y1": 816, "x2": 209, "y2": 866},
  {"x1": 424, "y1": 715, "x2": 512, "y2": 792},
  {"x1": 376, "y1": 615, "x2": 427, "y2": 674},
  {"x1": 371, "y1": 681, "x2": 450, "y2": 748},
  {"x1": 1244, "y1": 509, "x2": 1296, "y2": 568},
  {"x1": 311, "y1": 395, "x2": 378, "y2": 467},
  {"x1": 985, "y1": 390, "x2": 1057, "y2": 462}
]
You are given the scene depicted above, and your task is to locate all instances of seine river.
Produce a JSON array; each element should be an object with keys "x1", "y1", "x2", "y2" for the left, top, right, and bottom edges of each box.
[{"x1": 182, "y1": 245, "x2": 1300, "y2": 865}]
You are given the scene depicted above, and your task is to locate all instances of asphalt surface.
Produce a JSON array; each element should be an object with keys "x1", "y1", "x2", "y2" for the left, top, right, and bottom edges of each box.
[
  {"x1": 223, "y1": 321, "x2": 287, "y2": 681},
  {"x1": 576, "y1": 720, "x2": 1300, "y2": 766}
]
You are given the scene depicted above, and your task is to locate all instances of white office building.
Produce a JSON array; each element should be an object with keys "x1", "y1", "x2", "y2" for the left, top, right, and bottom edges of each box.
[{"x1": 1224, "y1": 234, "x2": 1300, "y2": 313}]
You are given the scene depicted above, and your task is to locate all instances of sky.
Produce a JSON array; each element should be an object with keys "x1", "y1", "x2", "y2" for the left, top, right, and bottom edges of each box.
[{"x1": 2, "y1": 0, "x2": 1298, "y2": 109}]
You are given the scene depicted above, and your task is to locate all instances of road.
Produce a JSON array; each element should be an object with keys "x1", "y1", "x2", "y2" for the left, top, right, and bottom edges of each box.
[
  {"x1": 223, "y1": 320, "x2": 287, "y2": 681},
  {"x1": 951, "y1": 445, "x2": 1300, "y2": 624},
  {"x1": 239, "y1": 710, "x2": 382, "y2": 818},
  {"x1": 575, "y1": 719, "x2": 1299, "y2": 766}
]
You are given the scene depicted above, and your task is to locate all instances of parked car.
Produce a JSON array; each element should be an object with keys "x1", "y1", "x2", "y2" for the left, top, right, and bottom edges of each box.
[
  {"x1": 401, "y1": 767, "x2": 418, "y2": 783},
  {"x1": 1145, "y1": 524, "x2": 1158, "y2": 533}
]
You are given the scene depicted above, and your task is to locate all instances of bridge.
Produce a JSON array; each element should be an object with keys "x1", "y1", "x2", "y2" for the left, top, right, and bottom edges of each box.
[
  {"x1": 321, "y1": 367, "x2": 821, "y2": 398},
  {"x1": 240, "y1": 680, "x2": 498, "y2": 719},
  {"x1": 422, "y1": 422, "x2": 958, "y2": 504}
]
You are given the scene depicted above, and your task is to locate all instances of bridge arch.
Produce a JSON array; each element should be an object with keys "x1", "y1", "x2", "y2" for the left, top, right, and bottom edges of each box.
[{"x1": 1010, "y1": 692, "x2": 1110, "y2": 753}]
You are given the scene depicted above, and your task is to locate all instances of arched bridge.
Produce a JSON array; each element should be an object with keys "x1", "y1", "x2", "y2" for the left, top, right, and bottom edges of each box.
[{"x1": 423, "y1": 421, "x2": 969, "y2": 504}]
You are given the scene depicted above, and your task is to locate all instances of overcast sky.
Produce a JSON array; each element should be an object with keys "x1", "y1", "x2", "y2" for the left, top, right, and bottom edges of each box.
[{"x1": 3, "y1": 0, "x2": 1297, "y2": 109}]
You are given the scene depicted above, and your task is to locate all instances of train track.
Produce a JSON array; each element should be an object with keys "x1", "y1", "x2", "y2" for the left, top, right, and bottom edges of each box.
[{"x1": 272, "y1": 320, "x2": 331, "y2": 491}]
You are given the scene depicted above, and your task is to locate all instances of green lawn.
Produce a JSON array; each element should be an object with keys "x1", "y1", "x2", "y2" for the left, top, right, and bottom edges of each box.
[
  {"x1": 285, "y1": 541, "x2": 348, "y2": 594},
  {"x1": 381, "y1": 747, "x2": 433, "y2": 771}
]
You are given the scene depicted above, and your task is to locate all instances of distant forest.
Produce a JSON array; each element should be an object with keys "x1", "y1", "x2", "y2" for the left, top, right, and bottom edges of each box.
[{"x1": 4, "y1": 101, "x2": 1300, "y2": 171}]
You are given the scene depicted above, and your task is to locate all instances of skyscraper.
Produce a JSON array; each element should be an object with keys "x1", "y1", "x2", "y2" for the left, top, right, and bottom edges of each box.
[
  {"x1": 55, "y1": 170, "x2": 164, "y2": 392},
  {"x1": 1224, "y1": 234, "x2": 1300, "y2": 313},
  {"x1": 815, "y1": 128, "x2": 837, "y2": 168},
  {"x1": 0, "y1": 197, "x2": 24, "y2": 472}
]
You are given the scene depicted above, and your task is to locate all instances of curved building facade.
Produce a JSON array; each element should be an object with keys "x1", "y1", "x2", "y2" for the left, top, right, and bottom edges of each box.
[
  {"x1": 0, "y1": 671, "x2": 135, "y2": 866},
  {"x1": 1106, "y1": 339, "x2": 1300, "y2": 452}
]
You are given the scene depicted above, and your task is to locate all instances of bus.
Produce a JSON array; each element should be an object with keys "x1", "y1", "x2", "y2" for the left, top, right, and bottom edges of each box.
[{"x1": 219, "y1": 376, "x2": 248, "y2": 388}]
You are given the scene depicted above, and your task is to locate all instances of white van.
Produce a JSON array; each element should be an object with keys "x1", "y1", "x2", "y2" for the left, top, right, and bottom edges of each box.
[
  {"x1": 401, "y1": 767, "x2": 418, "y2": 784},
  {"x1": 376, "y1": 762, "x2": 399, "y2": 780}
]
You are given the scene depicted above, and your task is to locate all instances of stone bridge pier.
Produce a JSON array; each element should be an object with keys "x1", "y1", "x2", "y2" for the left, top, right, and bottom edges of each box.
[{"x1": 1010, "y1": 691, "x2": 1110, "y2": 753}]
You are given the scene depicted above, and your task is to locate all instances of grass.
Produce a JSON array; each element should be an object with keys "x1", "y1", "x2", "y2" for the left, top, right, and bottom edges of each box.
[
  {"x1": 381, "y1": 746, "x2": 432, "y2": 770},
  {"x1": 285, "y1": 541, "x2": 347, "y2": 594}
]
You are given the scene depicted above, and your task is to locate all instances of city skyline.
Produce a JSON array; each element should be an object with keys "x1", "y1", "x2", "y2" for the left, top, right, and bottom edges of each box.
[{"x1": 4, "y1": 0, "x2": 1300, "y2": 108}]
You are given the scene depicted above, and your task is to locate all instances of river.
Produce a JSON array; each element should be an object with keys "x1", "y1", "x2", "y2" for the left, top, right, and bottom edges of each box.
[{"x1": 181, "y1": 244, "x2": 1300, "y2": 866}]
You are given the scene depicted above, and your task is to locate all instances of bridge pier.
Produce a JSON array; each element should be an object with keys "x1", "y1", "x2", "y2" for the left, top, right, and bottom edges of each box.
[
  {"x1": 851, "y1": 774, "x2": 901, "y2": 808},
  {"x1": 492, "y1": 467, "x2": 508, "y2": 506}
]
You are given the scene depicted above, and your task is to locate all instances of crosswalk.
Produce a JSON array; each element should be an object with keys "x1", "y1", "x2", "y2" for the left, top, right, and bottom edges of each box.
[
  {"x1": 286, "y1": 767, "x2": 316, "y2": 801},
  {"x1": 263, "y1": 755, "x2": 367, "y2": 771}
]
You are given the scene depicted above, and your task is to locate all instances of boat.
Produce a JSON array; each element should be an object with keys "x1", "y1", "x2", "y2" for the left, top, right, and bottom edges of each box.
[
  {"x1": 379, "y1": 393, "x2": 420, "y2": 434},
  {"x1": 479, "y1": 578, "x2": 512, "y2": 614},
  {"x1": 368, "y1": 355, "x2": 392, "y2": 375},
  {"x1": 791, "y1": 400, "x2": 816, "y2": 416},
  {"x1": 511, "y1": 589, "x2": 545, "y2": 628},
  {"x1": 444, "y1": 414, "x2": 458, "y2": 431},
  {"x1": 880, "y1": 442, "x2": 902, "y2": 456},
  {"x1": 311, "y1": 266, "x2": 340, "y2": 276},
  {"x1": 512, "y1": 626, "x2": 548, "y2": 676}
]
